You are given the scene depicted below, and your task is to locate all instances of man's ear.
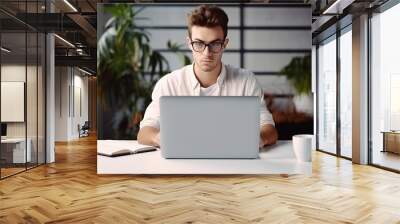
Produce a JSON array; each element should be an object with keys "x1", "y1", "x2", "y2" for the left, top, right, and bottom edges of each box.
[{"x1": 223, "y1": 38, "x2": 229, "y2": 49}]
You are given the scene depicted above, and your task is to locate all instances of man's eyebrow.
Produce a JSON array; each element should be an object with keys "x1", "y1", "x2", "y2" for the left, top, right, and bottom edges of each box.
[{"x1": 193, "y1": 38, "x2": 224, "y2": 43}]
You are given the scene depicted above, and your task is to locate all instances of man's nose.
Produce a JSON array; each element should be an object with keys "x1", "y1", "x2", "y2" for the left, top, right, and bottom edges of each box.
[{"x1": 203, "y1": 46, "x2": 213, "y2": 55}]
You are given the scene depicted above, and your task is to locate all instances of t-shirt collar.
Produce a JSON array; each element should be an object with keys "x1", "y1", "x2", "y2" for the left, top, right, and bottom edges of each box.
[{"x1": 189, "y1": 62, "x2": 226, "y2": 90}]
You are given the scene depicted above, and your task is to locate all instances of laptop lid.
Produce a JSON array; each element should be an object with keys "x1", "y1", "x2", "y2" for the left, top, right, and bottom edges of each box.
[{"x1": 160, "y1": 96, "x2": 259, "y2": 159}]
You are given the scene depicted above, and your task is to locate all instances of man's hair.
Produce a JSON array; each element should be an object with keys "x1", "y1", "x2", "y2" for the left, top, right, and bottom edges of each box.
[{"x1": 187, "y1": 5, "x2": 229, "y2": 39}]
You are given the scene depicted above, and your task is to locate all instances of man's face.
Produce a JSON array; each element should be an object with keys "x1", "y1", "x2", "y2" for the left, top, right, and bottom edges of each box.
[{"x1": 187, "y1": 26, "x2": 228, "y2": 73}]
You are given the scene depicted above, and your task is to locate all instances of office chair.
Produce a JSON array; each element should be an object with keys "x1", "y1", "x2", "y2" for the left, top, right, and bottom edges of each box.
[{"x1": 79, "y1": 121, "x2": 90, "y2": 138}]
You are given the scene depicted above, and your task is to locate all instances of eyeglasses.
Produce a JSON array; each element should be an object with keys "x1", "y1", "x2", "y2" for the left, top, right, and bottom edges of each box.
[{"x1": 190, "y1": 40, "x2": 225, "y2": 53}]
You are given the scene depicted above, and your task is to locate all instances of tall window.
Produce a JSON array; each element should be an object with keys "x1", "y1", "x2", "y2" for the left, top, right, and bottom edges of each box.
[
  {"x1": 317, "y1": 36, "x2": 337, "y2": 154},
  {"x1": 370, "y1": 2, "x2": 400, "y2": 171},
  {"x1": 339, "y1": 27, "x2": 352, "y2": 158}
]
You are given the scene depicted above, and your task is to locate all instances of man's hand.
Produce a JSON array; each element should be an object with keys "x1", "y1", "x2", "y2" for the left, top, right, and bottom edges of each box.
[
  {"x1": 259, "y1": 124, "x2": 278, "y2": 148},
  {"x1": 154, "y1": 132, "x2": 160, "y2": 147},
  {"x1": 137, "y1": 126, "x2": 160, "y2": 147},
  {"x1": 259, "y1": 137, "x2": 264, "y2": 148}
]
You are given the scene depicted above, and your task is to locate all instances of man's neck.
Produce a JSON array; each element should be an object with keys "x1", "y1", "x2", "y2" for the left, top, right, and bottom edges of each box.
[{"x1": 193, "y1": 62, "x2": 222, "y2": 88}]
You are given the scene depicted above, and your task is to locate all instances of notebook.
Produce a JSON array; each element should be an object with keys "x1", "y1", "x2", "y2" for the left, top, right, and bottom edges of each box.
[{"x1": 97, "y1": 140, "x2": 157, "y2": 157}]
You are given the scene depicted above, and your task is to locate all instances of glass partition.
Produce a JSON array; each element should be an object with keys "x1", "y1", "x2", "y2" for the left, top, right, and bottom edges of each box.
[
  {"x1": 27, "y1": 30, "x2": 38, "y2": 169},
  {"x1": 0, "y1": 0, "x2": 46, "y2": 179},
  {"x1": 0, "y1": 7, "x2": 28, "y2": 177},
  {"x1": 38, "y1": 31, "x2": 45, "y2": 165}
]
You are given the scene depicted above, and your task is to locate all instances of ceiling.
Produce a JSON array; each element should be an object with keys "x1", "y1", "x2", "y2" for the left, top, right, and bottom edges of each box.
[
  {"x1": 0, "y1": 0, "x2": 100, "y2": 73},
  {"x1": 1, "y1": 0, "x2": 312, "y2": 75}
]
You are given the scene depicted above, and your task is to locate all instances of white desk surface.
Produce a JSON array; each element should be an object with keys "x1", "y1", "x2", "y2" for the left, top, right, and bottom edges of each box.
[
  {"x1": 97, "y1": 140, "x2": 312, "y2": 175},
  {"x1": 1, "y1": 138, "x2": 27, "y2": 143}
]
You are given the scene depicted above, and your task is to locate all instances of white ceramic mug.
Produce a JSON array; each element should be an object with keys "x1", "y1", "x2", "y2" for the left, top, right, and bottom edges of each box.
[{"x1": 292, "y1": 134, "x2": 313, "y2": 162}]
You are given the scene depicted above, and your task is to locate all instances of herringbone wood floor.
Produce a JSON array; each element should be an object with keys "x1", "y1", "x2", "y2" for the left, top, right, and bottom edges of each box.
[{"x1": 1, "y1": 134, "x2": 400, "y2": 224}]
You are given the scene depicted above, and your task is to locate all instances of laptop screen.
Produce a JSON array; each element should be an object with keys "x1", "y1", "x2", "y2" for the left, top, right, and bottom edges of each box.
[{"x1": 1, "y1": 123, "x2": 7, "y2": 137}]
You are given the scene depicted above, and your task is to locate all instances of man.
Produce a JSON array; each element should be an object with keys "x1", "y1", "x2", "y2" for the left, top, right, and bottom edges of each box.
[{"x1": 138, "y1": 4, "x2": 278, "y2": 147}]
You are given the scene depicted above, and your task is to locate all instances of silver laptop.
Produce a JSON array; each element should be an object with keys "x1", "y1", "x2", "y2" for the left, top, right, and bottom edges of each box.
[{"x1": 160, "y1": 96, "x2": 259, "y2": 159}]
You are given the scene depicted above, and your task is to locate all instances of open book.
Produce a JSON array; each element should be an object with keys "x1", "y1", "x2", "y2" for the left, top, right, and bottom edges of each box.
[{"x1": 97, "y1": 140, "x2": 157, "y2": 157}]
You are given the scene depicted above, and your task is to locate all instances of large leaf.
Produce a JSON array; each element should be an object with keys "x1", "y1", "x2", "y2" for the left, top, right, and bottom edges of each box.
[
  {"x1": 280, "y1": 55, "x2": 311, "y2": 95},
  {"x1": 98, "y1": 4, "x2": 192, "y2": 139}
]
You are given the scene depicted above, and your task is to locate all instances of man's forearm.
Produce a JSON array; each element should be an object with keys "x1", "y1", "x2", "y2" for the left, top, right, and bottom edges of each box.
[
  {"x1": 137, "y1": 126, "x2": 160, "y2": 147},
  {"x1": 260, "y1": 124, "x2": 278, "y2": 146}
]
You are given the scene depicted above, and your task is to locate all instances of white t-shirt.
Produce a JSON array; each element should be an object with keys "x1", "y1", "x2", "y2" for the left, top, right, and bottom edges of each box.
[
  {"x1": 200, "y1": 83, "x2": 219, "y2": 96},
  {"x1": 140, "y1": 63, "x2": 275, "y2": 129}
]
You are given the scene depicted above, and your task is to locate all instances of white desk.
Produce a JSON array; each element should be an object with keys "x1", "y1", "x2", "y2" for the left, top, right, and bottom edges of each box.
[
  {"x1": 97, "y1": 140, "x2": 312, "y2": 175},
  {"x1": 1, "y1": 138, "x2": 31, "y2": 163}
]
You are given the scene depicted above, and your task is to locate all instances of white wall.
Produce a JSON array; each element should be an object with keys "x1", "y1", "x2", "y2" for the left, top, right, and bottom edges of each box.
[
  {"x1": 72, "y1": 72, "x2": 89, "y2": 138},
  {"x1": 1, "y1": 64, "x2": 46, "y2": 163},
  {"x1": 55, "y1": 66, "x2": 68, "y2": 141},
  {"x1": 1, "y1": 65, "x2": 26, "y2": 138},
  {"x1": 55, "y1": 67, "x2": 89, "y2": 141},
  {"x1": 1, "y1": 65, "x2": 41, "y2": 137},
  {"x1": 1, "y1": 82, "x2": 25, "y2": 122}
]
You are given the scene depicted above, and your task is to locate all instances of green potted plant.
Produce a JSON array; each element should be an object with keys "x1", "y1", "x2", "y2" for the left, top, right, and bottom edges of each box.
[
  {"x1": 97, "y1": 4, "x2": 191, "y2": 139},
  {"x1": 280, "y1": 54, "x2": 313, "y2": 115}
]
